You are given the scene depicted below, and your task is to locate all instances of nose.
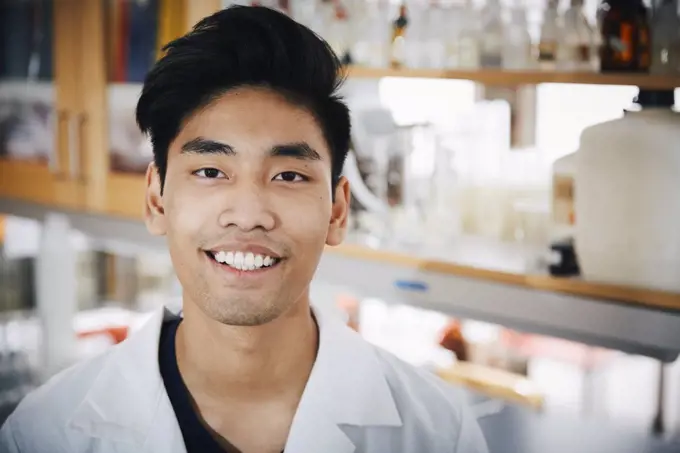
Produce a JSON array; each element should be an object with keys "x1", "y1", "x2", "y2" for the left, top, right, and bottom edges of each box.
[{"x1": 217, "y1": 181, "x2": 276, "y2": 232}]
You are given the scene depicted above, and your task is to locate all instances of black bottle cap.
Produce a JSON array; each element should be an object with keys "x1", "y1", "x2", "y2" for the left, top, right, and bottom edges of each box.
[{"x1": 634, "y1": 89, "x2": 676, "y2": 108}]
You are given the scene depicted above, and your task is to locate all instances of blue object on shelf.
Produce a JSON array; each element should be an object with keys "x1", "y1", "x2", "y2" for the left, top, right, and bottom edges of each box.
[
  {"x1": 394, "y1": 280, "x2": 428, "y2": 292},
  {"x1": 126, "y1": 0, "x2": 159, "y2": 83}
]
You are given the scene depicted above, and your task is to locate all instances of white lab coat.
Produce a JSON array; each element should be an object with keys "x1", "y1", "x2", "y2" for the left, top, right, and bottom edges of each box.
[{"x1": 0, "y1": 306, "x2": 488, "y2": 453}]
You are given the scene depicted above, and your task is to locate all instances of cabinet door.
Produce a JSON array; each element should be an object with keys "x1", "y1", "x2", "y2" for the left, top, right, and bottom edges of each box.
[
  {"x1": 78, "y1": 0, "x2": 221, "y2": 220},
  {"x1": 0, "y1": 0, "x2": 84, "y2": 209}
]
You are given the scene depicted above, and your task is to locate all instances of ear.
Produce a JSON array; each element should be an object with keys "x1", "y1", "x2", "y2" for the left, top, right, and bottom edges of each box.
[
  {"x1": 326, "y1": 176, "x2": 350, "y2": 247},
  {"x1": 145, "y1": 163, "x2": 167, "y2": 236}
]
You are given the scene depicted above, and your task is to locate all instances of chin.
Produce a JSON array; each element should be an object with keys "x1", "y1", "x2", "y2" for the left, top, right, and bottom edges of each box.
[{"x1": 205, "y1": 301, "x2": 285, "y2": 327}]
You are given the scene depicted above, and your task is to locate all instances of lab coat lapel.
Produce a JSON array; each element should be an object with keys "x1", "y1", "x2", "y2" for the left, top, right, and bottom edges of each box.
[
  {"x1": 69, "y1": 307, "x2": 186, "y2": 452},
  {"x1": 284, "y1": 402, "x2": 356, "y2": 453},
  {"x1": 283, "y1": 307, "x2": 402, "y2": 453},
  {"x1": 141, "y1": 388, "x2": 187, "y2": 453}
]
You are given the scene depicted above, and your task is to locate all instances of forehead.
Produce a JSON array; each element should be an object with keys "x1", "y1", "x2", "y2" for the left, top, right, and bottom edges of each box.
[{"x1": 173, "y1": 87, "x2": 330, "y2": 160}]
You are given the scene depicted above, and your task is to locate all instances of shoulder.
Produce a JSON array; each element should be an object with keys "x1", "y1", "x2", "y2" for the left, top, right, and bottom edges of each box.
[
  {"x1": 371, "y1": 345, "x2": 488, "y2": 452},
  {"x1": 0, "y1": 350, "x2": 114, "y2": 452}
]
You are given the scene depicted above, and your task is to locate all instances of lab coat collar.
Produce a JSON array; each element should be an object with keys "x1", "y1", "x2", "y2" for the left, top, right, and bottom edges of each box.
[{"x1": 68, "y1": 305, "x2": 402, "y2": 453}]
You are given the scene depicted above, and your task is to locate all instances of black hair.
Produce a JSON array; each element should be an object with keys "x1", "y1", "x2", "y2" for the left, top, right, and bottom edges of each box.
[{"x1": 135, "y1": 5, "x2": 351, "y2": 193}]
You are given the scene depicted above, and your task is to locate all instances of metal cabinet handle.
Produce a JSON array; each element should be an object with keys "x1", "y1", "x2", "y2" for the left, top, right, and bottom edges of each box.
[
  {"x1": 68, "y1": 113, "x2": 79, "y2": 180},
  {"x1": 77, "y1": 113, "x2": 88, "y2": 183},
  {"x1": 47, "y1": 143, "x2": 59, "y2": 174},
  {"x1": 52, "y1": 110, "x2": 69, "y2": 175},
  {"x1": 54, "y1": 110, "x2": 87, "y2": 181}
]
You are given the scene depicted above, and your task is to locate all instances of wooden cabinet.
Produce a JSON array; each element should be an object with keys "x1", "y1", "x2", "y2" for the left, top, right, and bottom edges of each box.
[
  {"x1": 0, "y1": 0, "x2": 86, "y2": 209},
  {"x1": 0, "y1": 0, "x2": 222, "y2": 219}
]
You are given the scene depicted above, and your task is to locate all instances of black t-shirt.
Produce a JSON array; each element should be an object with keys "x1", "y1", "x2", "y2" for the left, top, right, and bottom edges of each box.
[{"x1": 158, "y1": 319, "x2": 241, "y2": 453}]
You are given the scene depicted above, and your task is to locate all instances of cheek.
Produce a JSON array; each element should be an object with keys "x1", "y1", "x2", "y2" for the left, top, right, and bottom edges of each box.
[
  {"x1": 163, "y1": 188, "x2": 218, "y2": 248},
  {"x1": 278, "y1": 193, "x2": 332, "y2": 243}
]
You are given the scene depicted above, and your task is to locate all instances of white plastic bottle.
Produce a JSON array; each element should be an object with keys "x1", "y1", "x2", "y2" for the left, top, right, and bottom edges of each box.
[{"x1": 575, "y1": 90, "x2": 680, "y2": 292}]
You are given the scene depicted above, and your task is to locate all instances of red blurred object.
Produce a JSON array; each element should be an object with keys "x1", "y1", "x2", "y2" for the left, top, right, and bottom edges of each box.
[
  {"x1": 336, "y1": 294, "x2": 360, "y2": 332},
  {"x1": 500, "y1": 331, "x2": 613, "y2": 370},
  {"x1": 438, "y1": 320, "x2": 468, "y2": 361},
  {"x1": 77, "y1": 326, "x2": 129, "y2": 345}
]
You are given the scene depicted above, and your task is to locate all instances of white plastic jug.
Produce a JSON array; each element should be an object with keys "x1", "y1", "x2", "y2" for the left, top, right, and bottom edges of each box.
[{"x1": 575, "y1": 90, "x2": 680, "y2": 292}]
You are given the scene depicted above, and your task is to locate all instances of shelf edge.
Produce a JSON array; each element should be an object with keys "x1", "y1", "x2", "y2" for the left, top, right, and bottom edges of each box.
[
  {"x1": 344, "y1": 66, "x2": 680, "y2": 89},
  {"x1": 325, "y1": 243, "x2": 680, "y2": 312}
]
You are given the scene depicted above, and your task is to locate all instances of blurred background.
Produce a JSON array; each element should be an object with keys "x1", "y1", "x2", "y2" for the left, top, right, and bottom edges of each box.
[{"x1": 1, "y1": 0, "x2": 680, "y2": 451}]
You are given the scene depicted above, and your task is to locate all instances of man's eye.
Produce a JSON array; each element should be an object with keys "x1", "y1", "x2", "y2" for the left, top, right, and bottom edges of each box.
[
  {"x1": 194, "y1": 168, "x2": 225, "y2": 179},
  {"x1": 273, "y1": 171, "x2": 307, "y2": 183}
]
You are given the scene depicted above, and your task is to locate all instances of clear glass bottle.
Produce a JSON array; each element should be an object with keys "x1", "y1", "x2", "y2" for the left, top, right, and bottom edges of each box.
[
  {"x1": 328, "y1": 2, "x2": 352, "y2": 65},
  {"x1": 421, "y1": 1, "x2": 447, "y2": 69},
  {"x1": 404, "y1": 1, "x2": 426, "y2": 69},
  {"x1": 454, "y1": 0, "x2": 482, "y2": 69},
  {"x1": 352, "y1": 1, "x2": 390, "y2": 68},
  {"x1": 310, "y1": 1, "x2": 334, "y2": 49},
  {"x1": 650, "y1": 0, "x2": 680, "y2": 74},
  {"x1": 503, "y1": 1, "x2": 534, "y2": 70},
  {"x1": 480, "y1": 0, "x2": 505, "y2": 68},
  {"x1": 558, "y1": 0, "x2": 597, "y2": 71},
  {"x1": 390, "y1": 3, "x2": 410, "y2": 69},
  {"x1": 443, "y1": 4, "x2": 461, "y2": 68},
  {"x1": 288, "y1": 0, "x2": 317, "y2": 28},
  {"x1": 538, "y1": 0, "x2": 561, "y2": 70}
]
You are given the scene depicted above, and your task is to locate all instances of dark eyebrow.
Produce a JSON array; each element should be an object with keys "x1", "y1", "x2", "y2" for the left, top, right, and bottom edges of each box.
[
  {"x1": 270, "y1": 143, "x2": 321, "y2": 161},
  {"x1": 180, "y1": 138, "x2": 321, "y2": 161},
  {"x1": 181, "y1": 137, "x2": 234, "y2": 155}
]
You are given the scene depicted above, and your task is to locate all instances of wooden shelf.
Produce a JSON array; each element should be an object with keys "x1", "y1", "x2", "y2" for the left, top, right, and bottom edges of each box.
[
  {"x1": 325, "y1": 239, "x2": 680, "y2": 313},
  {"x1": 2, "y1": 196, "x2": 679, "y2": 360},
  {"x1": 345, "y1": 65, "x2": 680, "y2": 89},
  {"x1": 436, "y1": 362, "x2": 545, "y2": 410}
]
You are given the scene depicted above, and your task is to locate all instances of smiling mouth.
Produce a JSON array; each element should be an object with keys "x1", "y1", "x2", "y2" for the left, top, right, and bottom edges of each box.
[{"x1": 205, "y1": 250, "x2": 283, "y2": 272}]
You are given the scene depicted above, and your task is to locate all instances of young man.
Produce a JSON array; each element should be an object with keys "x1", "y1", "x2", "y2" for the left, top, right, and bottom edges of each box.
[{"x1": 0, "y1": 6, "x2": 488, "y2": 453}]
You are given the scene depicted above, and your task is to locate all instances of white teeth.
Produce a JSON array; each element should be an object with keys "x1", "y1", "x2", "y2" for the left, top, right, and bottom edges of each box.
[
  {"x1": 211, "y1": 250, "x2": 278, "y2": 271},
  {"x1": 244, "y1": 252, "x2": 254, "y2": 270},
  {"x1": 234, "y1": 252, "x2": 244, "y2": 269}
]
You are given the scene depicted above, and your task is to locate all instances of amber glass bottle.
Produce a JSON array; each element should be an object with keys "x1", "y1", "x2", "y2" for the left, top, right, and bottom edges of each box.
[
  {"x1": 390, "y1": 4, "x2": 409, "y2": 69},
  {"x1": 598, "y1": 0, "x2": 651, "y2": 72}
]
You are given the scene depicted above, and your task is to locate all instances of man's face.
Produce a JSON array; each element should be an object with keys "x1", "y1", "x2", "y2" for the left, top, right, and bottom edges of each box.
[{"x1": 144, "y1": 87, "x2": 349, "y2": 326}]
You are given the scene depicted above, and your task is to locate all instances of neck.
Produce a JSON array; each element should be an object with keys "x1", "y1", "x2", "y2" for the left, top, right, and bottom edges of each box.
[{"x1": 175, "y1": 295, "x2": 318, "y2": 403}]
